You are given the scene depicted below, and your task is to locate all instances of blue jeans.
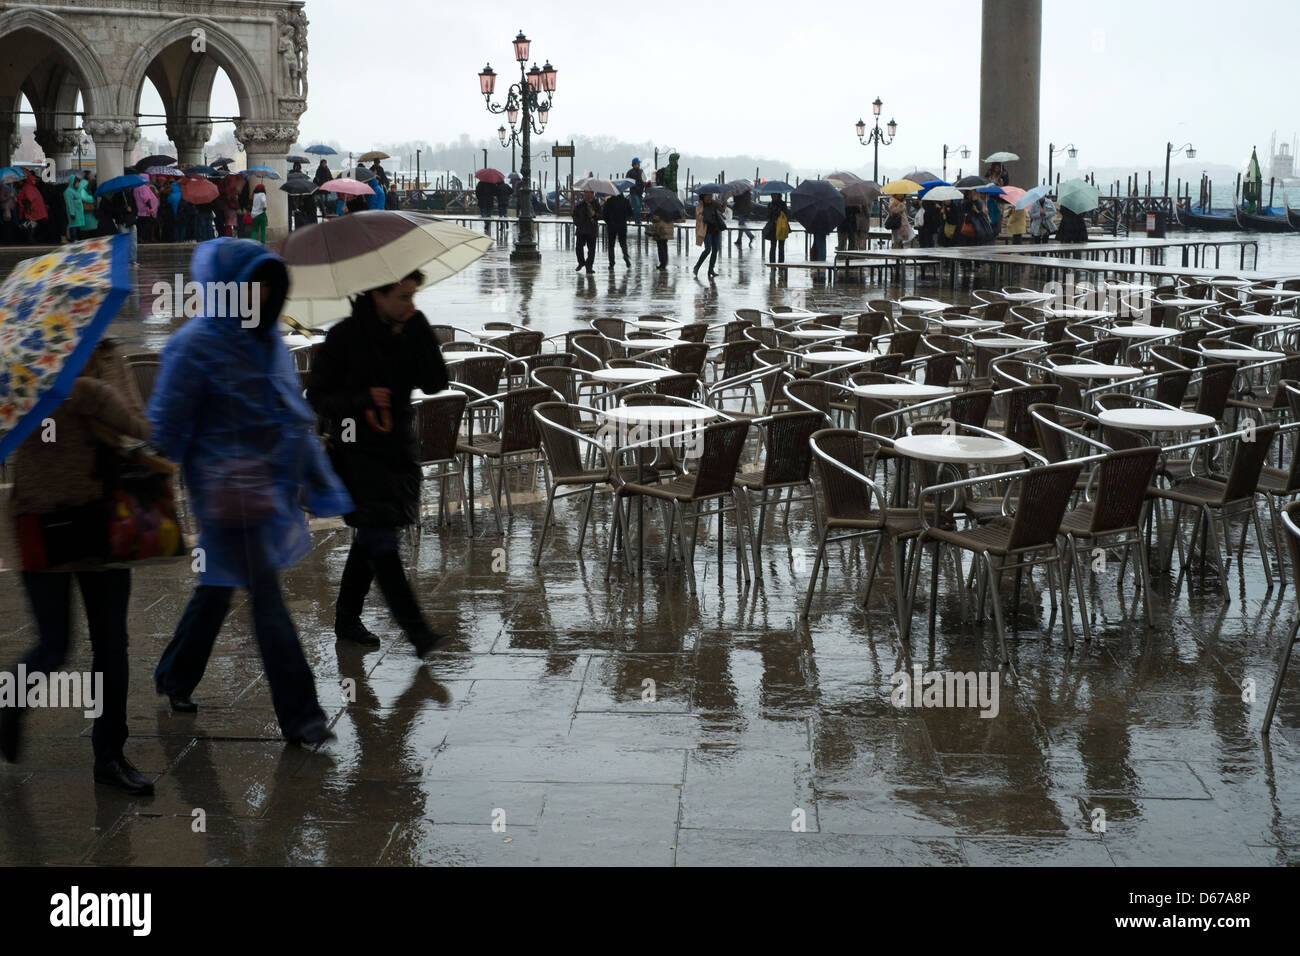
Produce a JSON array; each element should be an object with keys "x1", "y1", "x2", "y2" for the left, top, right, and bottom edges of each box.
[
  {"x1": 155, "y1": 531, "x2": 325, "y2": 737},
  {"x1": 629, "y1": 193, "x2": 642, "y2": 223},
  {"x1": 810, "y1": 233, "x2": 827, "y2": 261}
]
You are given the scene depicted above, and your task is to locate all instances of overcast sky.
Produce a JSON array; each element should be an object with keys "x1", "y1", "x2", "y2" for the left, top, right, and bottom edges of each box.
[{"x1": 175, "y1": 0, "x2": 1297, "y2": 175}]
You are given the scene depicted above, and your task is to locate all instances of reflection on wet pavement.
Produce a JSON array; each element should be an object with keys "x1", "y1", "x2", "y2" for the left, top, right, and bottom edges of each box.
[{"x1": 0, "y1": 236, "x2": 1297, "y2": 866}]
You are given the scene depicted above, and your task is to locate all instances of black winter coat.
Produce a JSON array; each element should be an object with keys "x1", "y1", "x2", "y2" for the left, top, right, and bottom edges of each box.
[
  {"x1": 625, "y1": 167, "x2": 645, "y2": 195},
  {"x1": 602, "y1": 193, "x2": 631, "y2": 227},
  {"x1": 307, "y1": 301, "x2": 449, "y2": 527},
  {"x1": 573, "y1": 198, "x2": 600, "y2": 237}
]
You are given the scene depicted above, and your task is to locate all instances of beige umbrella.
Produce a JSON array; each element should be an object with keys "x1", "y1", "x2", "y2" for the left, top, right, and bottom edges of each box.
[
  {"x1": 357, "y1": 150, "x2": 390, "y2": 163},
  {"x1": 279, "y1": 211, "x2": 493, "y2": 327}
]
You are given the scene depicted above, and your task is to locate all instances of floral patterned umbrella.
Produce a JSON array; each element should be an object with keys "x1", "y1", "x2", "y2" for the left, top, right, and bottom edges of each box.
[{"x1": 0, "y1": 234, "x2": 133, "y2": 462}]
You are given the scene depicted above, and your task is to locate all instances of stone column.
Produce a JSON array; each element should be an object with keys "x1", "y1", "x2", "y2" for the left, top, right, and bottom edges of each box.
[
  {"x1": 34, "y1": 129, "x2": 83, "y2": 177},
  {"x1": 85, "y1": 118, "x2": 137, "y2": 182},
  {"x1": 235, "y1": 121, "x2": 297, "y2": 243},
  {"x1": 166, "y1": 122, "x2": 213, "y2": 168},
  {"x1": 980, "y1": 0, "x2": 1041, "y2": 188}
]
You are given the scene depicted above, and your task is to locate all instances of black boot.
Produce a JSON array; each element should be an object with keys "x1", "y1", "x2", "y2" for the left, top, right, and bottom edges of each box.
[
  {"x1": 93, "y1": 755, "x2": 155, "y2": 795},
  {"x1": 335, "y1": 618, "x2": 381, "y2": 647}
]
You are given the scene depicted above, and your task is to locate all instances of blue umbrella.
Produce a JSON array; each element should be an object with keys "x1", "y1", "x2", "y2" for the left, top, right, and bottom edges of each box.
[
  {"x1": 304, "y1": 145, "x2": 338, "y2": 156},
  {"x1": 694, "y1": 183, "x2": 727, "y2": 195},
  {"x1": 790, "y1": 179, "x2": 845, "y2": 234},
  {"x1": 246, "y1": 166, "x2": 281, "y2": 180},
  {"x1": 93, "y1": 174, "x2": 147, "y2": 198},
  {"x1": 184, "y1": 164, "x2": 221, "y2": 178},
  {"x1": 755, "y1": 181, "x2": 795, "y2": 195},
  {"x1": 612, "y1": 178, "x2": 635, "y2": 192},
  {"x1": 0, "y1": 234, "x2": 134, "y2": 463},
  {"x1": 920, "y1": 179, "x2": 950, "y2": 189},
  {"x1": 1014, "y1": 183, "x2": 1053, "y2": 210},
  {"x1": 977, "y1": 184, "x2": 1006, "y2": 195}
]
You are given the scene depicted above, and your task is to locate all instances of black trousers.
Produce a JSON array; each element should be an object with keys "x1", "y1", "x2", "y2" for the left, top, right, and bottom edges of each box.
[
  {"x1": 337, "y1": 527, "x2": 429, "y2": 641},
  {"x1": 656, "y1": 240, "x2": 669, "y2": 267},
  {"x1": 575, "y1": 234, "x2": 596, "y2": 270},
  {"x1": 19, "y1": 569, "x2": 130, "y2": 761},
  {"x1": 607, "y1": 225, "x2": 629, "y2": 265},
  {"x1": 768, "y1": 239, "x2": 786, "y2": 263}
]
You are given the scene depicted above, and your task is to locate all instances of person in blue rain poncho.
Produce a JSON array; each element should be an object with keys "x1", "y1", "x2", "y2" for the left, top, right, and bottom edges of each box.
[{"x1": 148, "y1": 238, "x2": 352, "y2": 746}]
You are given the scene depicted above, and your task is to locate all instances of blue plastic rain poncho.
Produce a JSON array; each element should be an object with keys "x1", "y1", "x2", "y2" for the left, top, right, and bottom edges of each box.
[
  {"x1": 63, "y1": 172, "x2": 85, "y2": 230},
  {"x1": 147, "y1": 238, "x2": 352, "y2": 587}
]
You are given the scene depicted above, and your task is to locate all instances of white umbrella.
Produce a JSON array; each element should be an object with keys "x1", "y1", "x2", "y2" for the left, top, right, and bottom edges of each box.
[
  {"x1": 983, "y1": 151, "x2": 1020, "y2": 163},
  {"x1": 920, "y1": 185, "x2": 964, "y2": 202},
  {"x1": 572, "y1": 177, "x2": 618, "y2": 196},
  {"x1": 280, "y1": 211, "x2": 494, "y2": 326}
]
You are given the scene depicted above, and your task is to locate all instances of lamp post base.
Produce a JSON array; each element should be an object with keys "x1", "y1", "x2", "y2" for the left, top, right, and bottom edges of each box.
[{"x1": 510, "y1": 244, "x2": 541, "y2": 262}]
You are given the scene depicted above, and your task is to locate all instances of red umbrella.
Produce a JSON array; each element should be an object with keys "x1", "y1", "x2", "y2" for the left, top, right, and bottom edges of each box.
[
  {"x1": 179, "y1": 176, "x2": 218, "y2": 204},
  {"x1": 474, "y1": 168, "x2": 505, "y2": 184},
  {"x1": 319, "y1": 178, "x2": 375, "y2": 196}
]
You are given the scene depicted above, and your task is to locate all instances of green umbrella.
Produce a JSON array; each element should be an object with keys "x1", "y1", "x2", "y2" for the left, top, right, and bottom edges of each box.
[{"x1": 1056, "y1": 178, "x2": 1100, "y2": 215}]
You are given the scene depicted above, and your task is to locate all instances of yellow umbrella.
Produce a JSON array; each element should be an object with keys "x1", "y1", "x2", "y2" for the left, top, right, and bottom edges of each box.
[{"x1": 881, "y1": 179, "x2": 922, "y2": 196}]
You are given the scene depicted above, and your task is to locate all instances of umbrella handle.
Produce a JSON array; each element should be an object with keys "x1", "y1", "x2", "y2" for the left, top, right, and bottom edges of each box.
[{"x1": 365, "y1": 407, "x2": 393, "y2": 434}]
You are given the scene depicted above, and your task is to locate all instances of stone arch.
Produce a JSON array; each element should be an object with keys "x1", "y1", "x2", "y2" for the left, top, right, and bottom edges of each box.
[
  {"x1": 118, "y1": 17, "x2": 272, "y2": 123},
  {"x1": 0, "y1": 7, "x2": 111, "y2": 118}
]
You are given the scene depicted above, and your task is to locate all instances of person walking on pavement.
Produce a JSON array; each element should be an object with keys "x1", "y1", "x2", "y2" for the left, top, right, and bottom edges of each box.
[
  {"x1": 763, "y1": 193, "x2": 790, "y2": 263},
  {"x1": 649, "y1": 212, "x2": 673, "y2": 269},
  {"x1": 572, "y1": 188, "x2": 600, "y2": 273},
  {"x1": 694, "y1": 193, "x2": 726, "y2": 278},
  {"x1": 732, "y1": 188, "x2": 756, "y2": 245},
  {"x1": 307, "y1": 268, "x2": 454, "y2": 658},
  {"x1": 475, "y1": 177, "x2": 495, "y2": 221},
  {"x1": 314, "y1": 159, "x2": 333, "y2": 218},
  {"x1": 150, "y1": 238, "x2": 351, "y2": 745},
  {"x1": 603, "y1": 189, "x2": 633, "y2": 268},
  {"x1": 2, "y1": 340, "x2": 156, "y2": 793},
  {"x1": 625, "y1": 158, "x2": 646, "y2": 225},
  {"x1": 495, "y1": 179, "x2": 512, "y2": 218},
  {"x1": 251, "y1": 183, "x2": 269, "y2": 243}
]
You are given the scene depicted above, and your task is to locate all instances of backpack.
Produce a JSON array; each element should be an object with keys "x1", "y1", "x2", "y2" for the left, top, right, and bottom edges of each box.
[{"x1": 774, "y1": 212, "x2": 790, "y2": 241}]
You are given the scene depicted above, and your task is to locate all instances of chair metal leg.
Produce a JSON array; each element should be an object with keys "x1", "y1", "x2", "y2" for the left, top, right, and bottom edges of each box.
[
  {"x1": 1252, "y1": 505, "x2": 1274, "y2": 589},
  {"x1": 928, "y1": 540, "x2": 941, "y2": 639},
  {"x1": 1070, "y1": 537, "x2": 1092, "y2": 644},
  {"x1": 732, "y1": 491, "x2": 751, "y2": 584},
  {"x1": 802, "y1": 529, "x2": 829, "y2": 618},
  {"x1": 1135, "y1": 530, "x2": 1155, "y2": 629},
  {"x1": 1202, "y1": 506, "x2": 1229, "y2": 598},
  {"x1": 577, "y1": 486, "x2": 596, "y2": 551},
  {"x1": 983, "y1": 552, "x2": 1012, "y2": 666},
  {"x1": 863, "y1": 533, "x2": 885, "y2": 607},
  {"x1": 1056, "y1": 551, "x2": 1075, "y2": 650},
  {"x1": 1262, "y1": 619, "x2": 1300, "y2": 735}
]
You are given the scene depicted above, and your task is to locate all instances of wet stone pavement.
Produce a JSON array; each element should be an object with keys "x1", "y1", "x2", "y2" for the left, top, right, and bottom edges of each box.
[{"x1": 0, "y1": 234, "x2": 1298, "y2": 866}]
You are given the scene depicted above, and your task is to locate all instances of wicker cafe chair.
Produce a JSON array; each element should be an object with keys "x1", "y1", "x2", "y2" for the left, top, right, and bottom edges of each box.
[
  {"x1": 532, "y1": 402, "x2": 634, "y2": 566},
  {"x1": 678, "y1": 322, "x2": 710, "y2": 344},
  {"x1": 455, "y1": 385, "x2": 552, "y2": 534},
  {"x1": 127, "y1": 357, "x2": 161, "y2": 404},
  {"x1": 1262, "y1": 501, "x2": 1300, "y2": 735},
  {"x1": 413, "y1": 390, "x2": 470, "y2": 533},
  {"x1": 732, "y1": 411, "x2": 825, "y2": 578},
  {"x1": 907, "y1": 460, "x2": 1084, "y2": 663},
  {"x1": 610, "y1": 418, "x2": 752, "y2": 590},
  {"x1": 1150, "y1": 424, "x2": 1278, "y2": 597},
  {"x1": 802, "y1": 429, "x2": 922, "y2": 621},
  {"x1": 1257, "y1": 415, "x2": 1300, "y2": 580},
  {"x1": 1058, "y1": 447, "x2": 1162, "y2": 643}
]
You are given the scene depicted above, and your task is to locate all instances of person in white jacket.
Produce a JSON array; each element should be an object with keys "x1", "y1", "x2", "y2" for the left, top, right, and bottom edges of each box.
[{"x1": 251, "y1": 183, "x2": 269, "y2": 243}]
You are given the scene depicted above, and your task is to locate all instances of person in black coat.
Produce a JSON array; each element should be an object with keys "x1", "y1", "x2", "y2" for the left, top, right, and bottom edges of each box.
[
  {"x1": 763, "y1": 194, "x2": 789, "y2": 263},
  {"x1": 572, "y1": 189, "x2": 600, "y2": 273},
  {"x1": 475, "y1": 178, "x2": 495, "y2": 219},
  {"x1": 602, "y1": 191, "x2": 632, "y2": 268},
  {"x1": 731, "y1": 189, "x2": 755, "y2": 245},
  {"x1": 919, "y1": 200, "x2": 944, "y2": 248},
  {"x1": 306, "y1": 269, "x2": 451, "y2": 656},
  {"x1": 1056, "y1": 206, "x2": 1088, "y2": 243},
  {"x1": 495, "y1": 180, "x2": 511, "y2": 217}
]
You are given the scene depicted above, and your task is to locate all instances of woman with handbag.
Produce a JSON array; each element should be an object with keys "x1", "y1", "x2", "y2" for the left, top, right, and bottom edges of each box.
[
  {"x1": 2, "y1": 340, "x2": 156, "y2": 794},
  {"x1": 149, "y1": 238, "x2": 352, "y2": 745},
  {"x1": 693, "y1": 194, "x2": 726, "y2": 279},
  {"x1": 649, "y1": 212, "x2": 673, "y2": 269},
  {"x1": 887, "y1": 196, "x2": 913, "y2": 248}
]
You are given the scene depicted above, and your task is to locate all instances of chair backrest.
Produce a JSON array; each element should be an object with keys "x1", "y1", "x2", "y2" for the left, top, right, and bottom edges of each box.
[
  {"x1": 656, "y1": 373, "x2": 699, "y2": 400},
  {"x1": 1087, "y1": 446, "x2": 1161, "y2": 534},
  {"x1": 414, "y1": 391, "x2": 468, "y2": 464},
  {"x1": 856, "y1": 312, "x2": 888, "y2": 337},
  {"x1": 951, "y1": 389, "x2": 994, "y2": 429},
  {"x1": 1082, "y1": 337, "x2": 1122, "y2": 365},
  {"x1": 571, "y1": 334, "x2": 611, "y2": 371},
  {"x1": 1029, "y1": 403, "x2": 1070, "y2": 463},
  {"x1": 668, "y1": 342, "x2": 709, "y2": 375},
  {"x1": 1194, "y1": 363, "x2": 1236, "y2": 420},
  {"x1": 1284, "y1": 501, "x2": 1300, "y2": 594},
  {"x1": 721, "y1": 340, "x2": 761, "y2": 378},
  {"x1": 810, "y1": 429, "x2": 878, "y2": 523},
  {"x1": 867, "y1": 299, "x2": 895, "y2": 317},
  {"x1": 532, "y1": 365, "x2": 579, "y2": 404},
  {"x1": 922, "y1": 351, "x2": 958, "y2": 387},
  {"x1": 1005, "y1": 384, "x2": 1061, "y2": 448},
  {"x1": 427, "y1": 324, "x2": 458, "y2": 345},
  {"x1": 839, "y1": 333, "x2": 874, "y2": 352},
  {"x1": 456, "y1": 355, "x2": 507, "y2": 399},
  {"x1": 504, "y1": 330, "x2": 543, "y2": 358},
  {"x1": 973, "y1": 299, "x2": 1011, "y2": 323},
  {"x1": 745, "y1": 326, "x2": 780, "y2": 349},
  {"x1": 484, "y1": 321, "x2": 515, "y2": 330},
  {"x1": 678, "y1": 322, "x2": 710, "y2": 343},
  {"x1": 1007, "y1": 461, "x2": 1085, "y2": 551},
  {"x1": 734, "y1": 308, "x2": 763, "y2": 325},
  {"x1": 499, "y1": 386, "x2": 553, "y2": 453},
  {"x1": 128, "y1": 359, "x2": 161, "y2": 404},
  {"x1": 1221, "y1": 423, "x2": 1278, "y2": 502},
  {"x1": 534, "y1": 402, "x2": 587, "y2": 479},
  {"x1": 592, "y1": 317, "x2": 625, "y2": 340},
  {"x1": 759, "y1": 411, "x2": 824, "y2": 486},
  {"x1": 722, "y1": 320, "x2": 752, "y2": 343},
  {"x1": 1153, "y1": 368, "x2": 1193, "y2": 408},
  {"x1": 870, "y1": 353, "x2": 904, "y2": 377},
  {"x1": 889, "y1": 329, "x2": 923, "y2": 358},
  {"x1": 691, "y1": 419, "x2": 751, "y2": 498},
  {"x1": 783, "y1": 379, "x2": 833, "y2": 422}
]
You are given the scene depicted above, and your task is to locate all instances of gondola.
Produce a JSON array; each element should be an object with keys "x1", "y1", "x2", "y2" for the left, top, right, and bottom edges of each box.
[
  {"x1": 1237, "y1": 205, "x2": 1295, "y2": 232},
  {"x1": 1287, "y1": 206, "x2": 1300, "y2": 230},
  {"x1": 1177, "y1": 207, "x2": 1241, "y2": 231}
]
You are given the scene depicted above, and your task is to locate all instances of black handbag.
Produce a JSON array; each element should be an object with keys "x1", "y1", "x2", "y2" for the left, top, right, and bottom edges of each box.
[{"x1": 884, "y1": 212, "x2": 902, "y2": 230}]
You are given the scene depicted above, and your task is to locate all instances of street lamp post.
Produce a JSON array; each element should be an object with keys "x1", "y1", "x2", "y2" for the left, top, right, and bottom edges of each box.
[
  {"x1": 1046, "y1": 142, "x2": 1079, "y2": 187},
  {"x1": 854, "y1": 97, "x2": 897, "y2": 183},
  {"x1": 479, "y1": 31, "x2": 556, "y2": 262},
  {"x1": 1165, "y1": 141, "x2": 1196, "y2": 198},
  {"x1": 943, "y1": 143, "x2": 970, "y2": 182}
]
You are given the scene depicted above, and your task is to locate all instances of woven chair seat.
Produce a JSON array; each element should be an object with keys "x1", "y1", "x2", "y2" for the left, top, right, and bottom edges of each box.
[
  {"x1": 620, "y1": 475, "x2": 716, "y2": 501},
  {"x1": 1151, "y1": 475, "x2": 1233, "y2": 507},
  {"x1": 456, "y1": 435, "x2": 539, "y2": 459},
  {"x1": 827, "y1": 511, "x2": 922, "y2": 537},
  {"x1": 926, "y1": 515, "x2": 1051, "y2": 557},
  {"x1": 1259, "y1": 466, "x2": 1298, "y2": 495}
]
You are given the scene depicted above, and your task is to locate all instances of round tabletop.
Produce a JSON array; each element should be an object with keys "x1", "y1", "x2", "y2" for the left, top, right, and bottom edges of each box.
[
  {"x1": 970, "y1": 336, "x2": 1042, "y2": 350},
  {"x1": 467, "y1": 328, "x2": 511, "y2": 340},
  {"x1": 934, "y1": 317, "x2": 1004, "y2": 331},
  {"x1": 1098, "y1": 408, "x2": 1216, "y2": 432},
  {"x1": 785, "y1": 328, "x2": 846, "y2": 340},
  {"x1": 1159, "y1": 297, "x2": 1219, "y2": 308},
  {"x1": 1111, "y1": 324, "x2": 1173, "y2": 339},
  {"x1": 1200, "y1": 347, "x2": 1285, "y2": 362},
  {"x1": 1000, "y1": 291, "x2": 1053, "y2": 302},
  {"x1": 1050, "y1": 363, "x2": 1143, "y2": 380},
  {"x1": 588, "y1": 367, "x2": 676, "y2": 384},
  {"x1": 1045, "y1": 308, "x2": 1115, "y2": 320},
  {"x1": 1247, "y1": 288, "x2": 1300, "y2": 299},
  {"x1": 1200, "y1": 278, "x2": 1250, "y2": 287},
  {"x1": 898, "y1": 299, "x2": 950, "y2": 312},
  {"x1": 854, "y1": 383, "x2": 956, "y2": 401},
  {"x1": 1230, "y1": 315, "x2": 1300, "y2": 328},
  {"x1": 602, "y1": 405, "x2": 717, "y2": 425},
  {"x1": 620, "y1": 337, "x2": 684, "y2": 350},
  {"x1": 283, "y1": 333, "x2": 324, "y2": 348},
  {"x1": 627, "y1": 318, "x2": 683, "y2": 331},
  {"x1": 1097, "y1": 282, "x2": 1156, "y2": 293},
  {"x1": 443, "y1": 350, "x2": 503, "y2": 363},
  {"x1": 802, "y1": 349, "x2": 881, "y2": 365},
  {"x1": 893, "y1": 433, "x2": 1028, "y2": 464},
  {"x1": 411, "y1": 388, "x2": 462, "y2": 401}
]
